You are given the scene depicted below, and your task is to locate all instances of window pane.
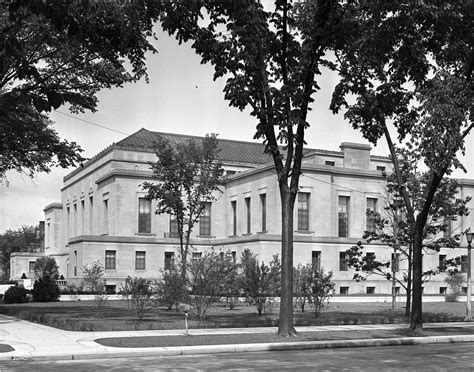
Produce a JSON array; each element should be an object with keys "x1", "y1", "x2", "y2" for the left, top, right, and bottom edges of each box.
[
  {"x1": 338, "y1": 196, "x2": 349, "y2": 237},
  {"x1": 245, "y1": 197, "x2": 251, "y2": 234},
  {"x1": 260, "y1": 194, "x2": 266, "y2": 232},
  {"x1": 231, "y1": 201, "x2": 237, "y2": 236},
  {"x1": 105, "y1": 250, "x2": 116, "y2": 269},
  {"x1": 312, "y1": 251, "x2": 321, "y2": 271},
  {"x1": 366, "y1": 198, "x2": 377, "y2": 233},
  {"x1": 199, "y1": 202, "x2": 212, "y2": 236},
  {"x1": 164, "y1": 252, "x2": 174, "y2": 270},
  {"x1": 135, "y1": 251, "x2": 146, "y2": 270},
  {"x1": 138, "y1": 198, "x2": 151, "y2": 233},
  {"x1": 298, "y1": 193, "x2": 309, "y2": 231},
  {"x1": 170, "y1": 216, "x2": 179, "y2": 238},
  {"x1": 339, "y1": 251, "x2": 348, "y2": 271}
]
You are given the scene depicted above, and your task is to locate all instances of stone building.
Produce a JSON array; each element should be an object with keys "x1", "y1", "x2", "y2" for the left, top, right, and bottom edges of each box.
[{"x1": 10, "y1": 128, "x2": 474, "y2": 295}]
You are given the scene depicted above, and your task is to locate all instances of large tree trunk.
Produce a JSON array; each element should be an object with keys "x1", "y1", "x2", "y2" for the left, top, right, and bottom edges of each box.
[
  {"x1": 278, "y1": 188, "x2": 297, "y2": 336},
  {"x1": 410, "y1": 226, "x2": 424, "y2": 331}
]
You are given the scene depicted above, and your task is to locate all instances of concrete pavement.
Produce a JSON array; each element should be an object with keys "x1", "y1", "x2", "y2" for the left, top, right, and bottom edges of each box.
[{"x1": 1, "y1": 314, "x2": 474, "y2": 361}]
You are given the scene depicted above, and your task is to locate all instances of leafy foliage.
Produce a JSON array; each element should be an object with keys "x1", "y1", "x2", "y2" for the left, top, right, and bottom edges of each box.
[
  {"x1": 186, "y1": 249, "x2": 238, "y2": 322},
  {"x1": 120, "y1": 276, "x2": 155, "y2": 321},
  {"x1": 33, "y1": 256, "x2": 59, "y2": 280},
  {"x1": 81, "y1": 261, "x2": 106, "y2": 293},
  {"x1": 239, "y1": 249, "x2": 281, "y2": 316},
  {"x1": 293, "y1": 263, "x2": 313, "y2": 313},
  {"x1": 305, "y1": 269, "x2": 335, "y2": 317},
  {"x1": 444, "y1": 272, "x2": 464, "y2": 302},
  {"x1": 0, "y1": 225, "x2": 42, "y2": 280},
  {"x1": 3, "y1": 284, "x2": 27, "y2": 304},
  {"x1": 143, "y1": 134, "x2": 223, "y2": 276},
  {"x1": 1, "y1": 1, "x2": 161, "y2": 179},
  {"x1": 32, "y1": 276, "x2": 60, "y2": 302},
  {"x1": 156, "y1": 265, "x2": 187, "y2": 310}
]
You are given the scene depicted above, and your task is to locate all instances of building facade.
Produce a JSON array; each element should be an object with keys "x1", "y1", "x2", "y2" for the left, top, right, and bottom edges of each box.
[{"x1": 11, "y1": 128, "x2": 474, "y2": 295}]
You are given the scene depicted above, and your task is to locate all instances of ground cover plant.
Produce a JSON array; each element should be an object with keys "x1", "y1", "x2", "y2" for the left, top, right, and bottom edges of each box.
[{"x1": 0, "y1": 300, "x2": 465, "y2": 332}]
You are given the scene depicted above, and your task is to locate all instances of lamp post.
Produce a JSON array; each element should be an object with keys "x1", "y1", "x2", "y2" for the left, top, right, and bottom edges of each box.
[{"x1": 465, "y1": 231, "x2": 473, "y2": 322}]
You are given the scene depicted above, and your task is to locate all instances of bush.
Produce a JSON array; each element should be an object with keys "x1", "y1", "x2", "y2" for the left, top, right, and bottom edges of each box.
[
  {"x1": 3, "y1": 285, "x2": 28, "y2": 304},
  {"x1": 120, "y1": 276, "x2": 154, "y2": 321},
  {"x1": 32, "y1": 276, "x2": 60, "y2": 302}
]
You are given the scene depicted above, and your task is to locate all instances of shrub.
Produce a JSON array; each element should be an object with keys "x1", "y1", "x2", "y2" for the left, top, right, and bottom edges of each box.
[
  {"x1": 120, "y1": 276, "x2": 154, "y2": 321},
  {"x1": 445, "y1": 272, "x2": 464, "y2": 302},
  {"x1": 32, "y1": 276, "x2": 60, "y2": 302},
  {"x1": 3, "y1": 285, "x2": 28, "y2": 304},
  {"x1": 156, "y1": 267, "x2": 187, "y2": 310},
  {"x1": 306, "y1": 269, "x2": 335, "y2": 317}
]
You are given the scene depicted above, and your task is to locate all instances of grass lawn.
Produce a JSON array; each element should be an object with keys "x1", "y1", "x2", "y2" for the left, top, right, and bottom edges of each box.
[
  {"x1": 95, "y1": 326, "x2": 474, "y2": 348},
  {"x1": 0, "y1": 300, "x2": 467, "y2": 332}
]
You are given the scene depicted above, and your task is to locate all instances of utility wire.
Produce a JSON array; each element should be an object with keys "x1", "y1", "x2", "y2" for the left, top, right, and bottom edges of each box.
[{"x1": 55, "y1": 110, "x2": 130, "y2": 136}]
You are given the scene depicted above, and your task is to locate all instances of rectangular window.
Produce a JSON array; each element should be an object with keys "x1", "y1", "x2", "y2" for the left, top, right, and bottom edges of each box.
[
  {"x1": 232, "y1": 251, "x2": 236, "y2": 263},
  {"x1": 138, "y1": 198, "x2": 151, "y2": 234},
  {"x1": 392, "y1": 253, "x2": 400, "y2": 272},
  {"x1": 297, "y1": 192, "x2": 310, "y2": 231},
  {"x1": 325, "y1": 160, "x2": 335, "y2": 166},
  {"x1": 73, "y1": 203, "x2": 77, "y2": 237},
  {"x1": 339, "y1": 251, "x2": 348, "y2": 271},
  {"x1": 338, "y1": 196, "x2": 350, "y2": 237},
  {"x1": 444, "y1": 218, "x2": 453, "y2": 238},
  {"x1": 439, "y1": 254, "x2": 447, "y2": 272},
  {"x1": 135, "y1": 251, "x2": 146, "y2": 270},
  {"x1": 29, "y1": 261, "x2": 35, "y2": 273},
  {"x1": 105, "y1": 250, "x2": 116, "y2": 270},
  {"x1": 366, "y1": 198, "x2": 378, "y2": 233},
  {"x1": 245, "y1": 197, "x2": 251, "y2": 234},
  {"x1": 192, "y1": 252, "x2": 202, "y2": 260},
  {"x1": 169, "y1": 215, "x2": 179, "y2": 238},
  {"x1": 463, "y1": 287, "x2": 468, "y2": 294},
  {"x1": 199, "y1": 202, "x2": 212, "y2": 236},
  {"x1": 376, "y1": 166, "x2": 386, "y2": 172},
  {"x1": 80, "y1": 200, "x2": 85, "y2": 235},
  {"x1": 340, "y1": 286, "x2": 349, "y2": 295},
  {"x1": 366, "y1": 286, "x2": 375, "y2": 295},
  {"x1": 440, "y1": 287, "x2": 447, "y2": 295},
  {"x1": 74, "y1": 250, "x2": 77, "y2": 276},
  {"x1": 231, "y1": 200, "x2": 237, "y2": 236},
  {"x1": 394, "y1": 287, "x2": 400, "y2": 294},
  {"x1": 89, "y1": 196, "x2": 94, "y2": 234},
  {"x1": 260, "y1": 194, "x2": 266, "y2": 232},
  {"x1": 164, "y1": 252, "x2": 174, "y2": 270},
  {"x1": 461, "y1": 255, "x2": 468, "y2": 273},
  {"x1": 66, "y1": 206, "x2": 70, "y2": 238},
  {"x1": 103, "y1": 199, "x2": 109, "y2": 235},
  {"x1": 312, "y1": 251, "x2": 321, "y2": 271}
]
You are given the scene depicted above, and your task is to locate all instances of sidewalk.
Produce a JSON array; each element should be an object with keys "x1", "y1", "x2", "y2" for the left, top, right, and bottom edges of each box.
[{"x1": 1, "y1": 313, "x2": 474, "y2": 361}]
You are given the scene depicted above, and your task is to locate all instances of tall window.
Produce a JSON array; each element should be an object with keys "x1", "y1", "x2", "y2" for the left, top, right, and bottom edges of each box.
[
  {"x1": 199, "y1": 202, "x2": 212, "y2": 236},
  {"x1": 260, "y1": 194, "x2": 266, "y2": 232},
  {"x1": 312, "y1": 251, "x2": 321, "y2": 271},
  {"x1": 66, "y1": 206, "x2": 70, "y2": 238},
  {"x1": 461, "y1": 255, "x2": 468, "y2": 273},
  {"x1": 80, "y1": 200, "x2": 85, "y2": 235},
  {"x1": 439, "y1": 254, "x2": 447, "y2": 272},
  {"x1": 339, "y1": 251, "x2": 348, "y2": 271},
  {"x1": 135, "y1": 251, "x2": 146, "y2": 270},
  {"x1": 103, "y1": 199, "x2": 109, "y2": 235},
  {"x1": 29, "y1": 261, "x2": 35, "y2": 273},
  {"x1": 169, "y1": 215, "x2": 179, "y2": 238},
  {"x1": 444, "y1": 218, "x2": 453, "y2": 238},
  {"x1": 366, "y1": 198, "x2": 378, "y2": 233},
  {"x1": 138, "y1": 198, "x2": 151, "y2": 233},
  {"x1": 74, "y1": 250, "x2": 77, "y2": 276},
  {"x1": 89, "y1": 196, "x2": 94, "y2": 234},
  {"x1": 338, "y1": 196, "x2": 350, "y2": 237},
  {"x1": 231, "y1": 200, "x2": 237, "y2": 236},
  {"x1": 392, "y1": 253, "x2": 400, "y2": 272},
  {"x1": 297, "y1": 192, "x2": 310, "y2": 231},
  {"x1": 164, "y1": 252, "x2": 174, "y2": 270},
  {"x1": 245, "y1": 197, "x2": 251, "y2": 234},
  {"x1": 105, "y1": 250, "x2": 116, "y2": 269}
]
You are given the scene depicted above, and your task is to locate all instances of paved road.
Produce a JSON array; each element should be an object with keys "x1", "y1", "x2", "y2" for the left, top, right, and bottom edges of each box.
[{"x1": 2, "y1": 342, "x2": 474, "y2": 371}]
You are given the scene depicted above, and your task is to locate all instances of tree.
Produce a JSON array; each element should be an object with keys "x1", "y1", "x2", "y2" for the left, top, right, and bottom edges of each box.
[
  {"x1": 33, "y1": 256, "x2": 59, "y2": 280},
  {"x1": 444, "y1": 272, "x2": 464, "y2": 302},
  {"x1": 120, "y1": 276, "x2": 154, "y2": 321},
  {"x1": 332, "y1": 1, "x2": 473, "y2": 331},
  {"x1": 186, "y1": 249, "x2": 238, "y2": 322},
  {"x1": 158, "y1": 0, "x2": 345, "y2": 336},
  {"x1": 81, "y1": 260, "x2": 105, "y2": 293},
  {"x1": 240, "y1": 249, "x2": 281, "y2": 316},
  {"x1": 0, "y1": 225, "x2": 42, "y2": 280},
  {"x1": 32, "y1": 276, "x2": 60, "y2": 302},
  {"x1": 143, "y1": 134, "x2": 223, "y2": 278},
  {"x1": 293, "y1": 264, "x2": 312, "y2": 313},
  {"x1": 346, "y1": 158, "x2": 470, "y2": 316},
  {"x1": 1, "y1": 1, "x2": 161, "y2": 180},
  {"x1": 156, "y1": 265, "x2": 187, "y2": 311},
  {"x1": 305, "y1": 269, "x2": 335, "y2": 317}
]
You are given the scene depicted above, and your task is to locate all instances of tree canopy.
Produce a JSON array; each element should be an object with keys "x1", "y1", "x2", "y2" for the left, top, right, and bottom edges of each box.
[
  {"x1": 1, "y1": 0, "x2": 161, "y2": 180},
  {"x1": 332, "y1": 1, "x2": 473, "y2": 330}
]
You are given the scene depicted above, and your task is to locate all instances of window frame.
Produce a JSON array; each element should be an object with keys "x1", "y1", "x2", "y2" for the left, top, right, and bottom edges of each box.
[
  {"x1": 105, "y1": 250, "x2": 116, "y2": 270},
  {"x1": 297, "y1": 192, "x2": 310, "y2": 231},
  {"x1": 138, "y1": 197, "x2": 152, "y2": 234},
  {"x1": 135, "y1": 251, "x2": 146, "y2": 270}
]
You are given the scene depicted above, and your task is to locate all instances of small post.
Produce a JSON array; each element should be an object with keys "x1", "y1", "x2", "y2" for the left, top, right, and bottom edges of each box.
[{"x1": 178, "y1": 303, "x2": 191, "y2": 336}]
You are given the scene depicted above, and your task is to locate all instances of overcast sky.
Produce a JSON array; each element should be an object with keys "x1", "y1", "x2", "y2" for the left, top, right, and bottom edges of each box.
[{"x1": 1, "y1": 26, "x2": 473, "y2": 233}]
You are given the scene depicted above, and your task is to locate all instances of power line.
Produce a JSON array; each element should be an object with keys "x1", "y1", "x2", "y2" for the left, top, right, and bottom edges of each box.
[{"x1": 55, "y1": 110, "x2": 130, "y2": 136}]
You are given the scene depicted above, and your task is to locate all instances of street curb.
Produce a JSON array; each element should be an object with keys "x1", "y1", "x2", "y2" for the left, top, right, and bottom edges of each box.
[{"x1": 2, "y1": 334, "x2": 474, "y2": 362}]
